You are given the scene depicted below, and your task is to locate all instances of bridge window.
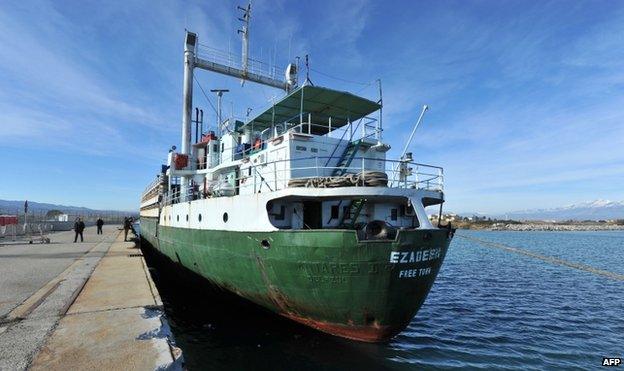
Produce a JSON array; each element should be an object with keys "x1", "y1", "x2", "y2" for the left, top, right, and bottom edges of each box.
[{"x1": 274, "y1": 205, "x2": 286, "y2": 220}]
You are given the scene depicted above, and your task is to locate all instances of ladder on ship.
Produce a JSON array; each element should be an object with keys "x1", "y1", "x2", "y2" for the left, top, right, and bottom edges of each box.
[
  {"x1": 331, "y1": 140, "x2": 362, "y2": 176},
  {"x1": 339, "y1": 198, "x2": 366, "y2": 228},
  {"x1": 326, "y1": 139, "x2": 365, "y2": 226}
]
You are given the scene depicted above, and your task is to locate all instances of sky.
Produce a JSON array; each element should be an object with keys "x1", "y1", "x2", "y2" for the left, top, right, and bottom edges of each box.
[{"x1": 0, "y1": 0, "x2": 623, "y2": 214}]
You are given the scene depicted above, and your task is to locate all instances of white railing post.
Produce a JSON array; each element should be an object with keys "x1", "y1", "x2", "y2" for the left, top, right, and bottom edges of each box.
[
  {"x1": 361, "y1": 120, "x2": 365, "y2": 139},
  {"x1": 328, "y1": 117, "x2": 332, "y2": 138},
  {"x1": 361, "y1": 156, "x2": 365, "y2": 186},
  {"x1": 315, "y1": 156, "x2": 319, "y2": 177},
  {"x1": 413, "y1": 165, "x2": 418, "y2": 189},
  {"x1": 274, "y1": 161, "x2": 278, "y2": 190},
  {"x1": 440, "y1": 168, "x2": 444, "y2": 191},
  {"x1": 349, "y1": 120, "x2": 353, "y2": 140}
]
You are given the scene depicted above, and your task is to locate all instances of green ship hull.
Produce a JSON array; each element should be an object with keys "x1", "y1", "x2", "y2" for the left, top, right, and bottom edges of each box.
[{"x1": 140, "y1": 216, "x2": 452, "y2": 342}]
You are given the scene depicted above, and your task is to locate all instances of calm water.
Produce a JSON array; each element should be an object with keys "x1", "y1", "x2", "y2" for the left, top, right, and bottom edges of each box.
[{"x1": 144, "y1": 231, "x2": 624, "y2": 370}]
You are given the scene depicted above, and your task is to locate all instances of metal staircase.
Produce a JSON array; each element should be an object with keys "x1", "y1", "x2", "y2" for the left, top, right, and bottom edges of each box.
[
  {"x1": 331, "y1": 140, "x2": 362, "y2": 176},
  {"x1": 339, "y1": 199, "x2": 366, "y2": 228}
]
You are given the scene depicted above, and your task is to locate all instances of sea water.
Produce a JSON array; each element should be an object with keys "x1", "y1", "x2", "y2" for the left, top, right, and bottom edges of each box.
[{"x1": 146, "y1": 230, "x2": 624, "y2": 370}]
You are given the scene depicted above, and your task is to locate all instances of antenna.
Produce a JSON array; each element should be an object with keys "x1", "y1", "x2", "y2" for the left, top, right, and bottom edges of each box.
[
  {"x1": 210, "y1": 89, "x2": 230, "y2": 135},
  {"x1": 304, "y1": 54, "x2": 313, "y2": 86}
]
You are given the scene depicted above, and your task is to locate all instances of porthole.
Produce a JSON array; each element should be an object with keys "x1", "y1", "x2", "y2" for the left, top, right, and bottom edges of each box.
[
  {"x1": 223, "y1": 212, "x2": 229, "y2": 223},
  {"x1": 198, "y1": 214, "x2": 202, "y2": 222}
]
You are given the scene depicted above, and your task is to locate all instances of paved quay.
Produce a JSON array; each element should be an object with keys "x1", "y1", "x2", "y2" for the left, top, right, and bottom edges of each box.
[{"x1": 0, "y1": 226, "x2": 179, "y2": 370}]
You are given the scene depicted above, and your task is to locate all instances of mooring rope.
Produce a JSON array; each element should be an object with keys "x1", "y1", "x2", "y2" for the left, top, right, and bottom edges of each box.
[
  {"x1": 457, "y1": 234, "x2": 624, "y2": 282},
  {"x1": 287, "y1": 171, "x2": 389, "y2": 188}
]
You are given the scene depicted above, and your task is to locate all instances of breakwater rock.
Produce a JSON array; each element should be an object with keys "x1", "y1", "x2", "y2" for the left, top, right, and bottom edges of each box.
[{"x1": 490, "y1": 223, "x2": 624, "y2": 231}]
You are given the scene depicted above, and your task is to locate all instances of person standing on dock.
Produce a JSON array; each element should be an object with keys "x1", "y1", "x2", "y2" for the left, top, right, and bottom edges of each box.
[
  {"x1": 123, "y1": 217, "x2": 132, "y2": 241},
  {"x1": 74, "y1": 217, "x2": 85, "y2": 243},
  {"x1": 96, "y1": 217, "x2": 104, "y2": 234}
]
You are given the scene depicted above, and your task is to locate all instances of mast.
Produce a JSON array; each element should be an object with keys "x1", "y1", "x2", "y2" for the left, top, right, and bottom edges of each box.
[
  {"x1": 181, "y1": 31, "x2": 196, "y2": 198},
  {"x1": 181, "y1": 32, "x2": 196, "y2": 158},
  {"x1": 210, "y1": 89, "x2": 230, "y2": 135},
  {"x1": 238, "y1": 2, "x2": 251, "y2": 82},
  {"x1": 190, "y1": 1, "x2": 290, "y2": 91},
  {"x1": 176, "y1": 2, "x2": 295, "y2": 196}
]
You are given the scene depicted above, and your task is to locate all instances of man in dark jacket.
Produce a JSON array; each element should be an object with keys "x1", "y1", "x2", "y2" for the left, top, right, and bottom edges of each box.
[
  {"x1": 123, "y1": 217, "x2": 132, "y2": 241},
  {"x1": 74, "y1": 217, "x2": 85, "y2": 242},
  {"x1": 96, "y1": 217, "x2": 104, "y2": 234}
]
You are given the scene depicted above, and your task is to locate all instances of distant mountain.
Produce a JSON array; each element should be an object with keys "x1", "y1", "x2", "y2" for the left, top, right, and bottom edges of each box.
[
  {"x1": 0, "y1": 199, "x2": 131, "y2": 215},
  {"x1": 503, "y1": 200, "x2": 624, "y2": 221}
]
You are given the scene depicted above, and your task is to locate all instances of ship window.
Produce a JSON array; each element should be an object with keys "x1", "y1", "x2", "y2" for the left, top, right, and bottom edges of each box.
[
  {"x1": 311, "y1": 147, "x2": 318, "y2": 153},
  {"x1": 295, "y1": 145, "x2": 306, "y2": 151},
  {"x1": 248, "y1": 167, "x2": 252, "y2": 176},
  {"x1": 198, "y1": 214, "x2": 202, "y2": 222},
  {"x1": 213, "y1": 144, "x2": 218, "y2": 152},
  {"x1": 186, "y1": 214, "x2": 189, "y2": 221},
  {"x1": 274, "y1": 205, "x2": 285, "y2": 220},
  {"x1": 391, "y1": 208, "x2": 398, "y2": 221},
  {"x1": 221, "y1": 143, "x2": 224, "y2": 152},
  {"x1": 399, "y1": 204, "x2": 406, "y2": 217},
  {"x1": 223, "y1": 212, "x2": 228, "y2": 223},
  {"x1": 331, "y1": 205, "x2": 339, "y2": 219},
  {"x1": 176, "y1": 215, "x2": 179, "y2": 222}
]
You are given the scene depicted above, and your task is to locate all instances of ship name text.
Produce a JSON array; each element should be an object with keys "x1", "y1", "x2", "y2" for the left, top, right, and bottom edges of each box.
[{"x1": 389, "y1": 248, "x2": 442, "y2": 264}]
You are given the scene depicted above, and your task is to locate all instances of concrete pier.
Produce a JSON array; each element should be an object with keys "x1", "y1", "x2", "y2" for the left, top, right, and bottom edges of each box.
[{"x1": 0, "y1": 226, "x2": 179, "y2": 370}]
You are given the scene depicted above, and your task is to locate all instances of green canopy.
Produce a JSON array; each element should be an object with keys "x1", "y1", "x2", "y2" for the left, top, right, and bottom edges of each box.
[{"x1": 241, "y1": 85, "x2": 381, "y2": 132}]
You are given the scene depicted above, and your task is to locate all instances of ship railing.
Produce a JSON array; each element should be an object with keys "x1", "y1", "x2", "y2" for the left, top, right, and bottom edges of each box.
[
  {"x1": 268, "y1": 111, "x2": 381, "y2": 142},
  {"x1": 232, "y1": 156, "x2": 443, "y2": 197},
  {"x1": 196, "y1": 44, "x2": 280, "y2": 80},
  {"x1": 142, "y1": 177, "x2": 161, "y2": 196},
  {"x1": 211, "y1": 114, "x2": 381, "y2": 162},
  {"x1": 162, "y1": 156, "x2": 443, "y2": 206}
]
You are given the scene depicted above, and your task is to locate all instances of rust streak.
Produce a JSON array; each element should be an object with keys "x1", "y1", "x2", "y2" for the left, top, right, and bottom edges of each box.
[{"x1": 283, "y1": 313, "x2": 401, "y2": 343}]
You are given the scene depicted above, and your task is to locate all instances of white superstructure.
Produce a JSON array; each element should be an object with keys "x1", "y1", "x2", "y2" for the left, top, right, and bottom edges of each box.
[{"x1": 140, "y1": 28, "x2": 446, "y2": 239}]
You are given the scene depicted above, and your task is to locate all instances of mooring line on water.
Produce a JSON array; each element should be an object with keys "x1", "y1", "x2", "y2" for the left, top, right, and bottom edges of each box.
[{"x1": 457, "y1": 234, "x2": 624, "y2": 282}]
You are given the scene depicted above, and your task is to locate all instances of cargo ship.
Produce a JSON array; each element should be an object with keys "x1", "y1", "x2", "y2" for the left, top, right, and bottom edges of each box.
[{"x1": 140, "y1": 4, "x2": 453, "y2": 342}]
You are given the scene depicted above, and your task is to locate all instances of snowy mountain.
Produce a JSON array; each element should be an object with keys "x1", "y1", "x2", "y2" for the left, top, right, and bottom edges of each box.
[{"x1": 504, "y1": 200, "x2": 624, "y2": 221}]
